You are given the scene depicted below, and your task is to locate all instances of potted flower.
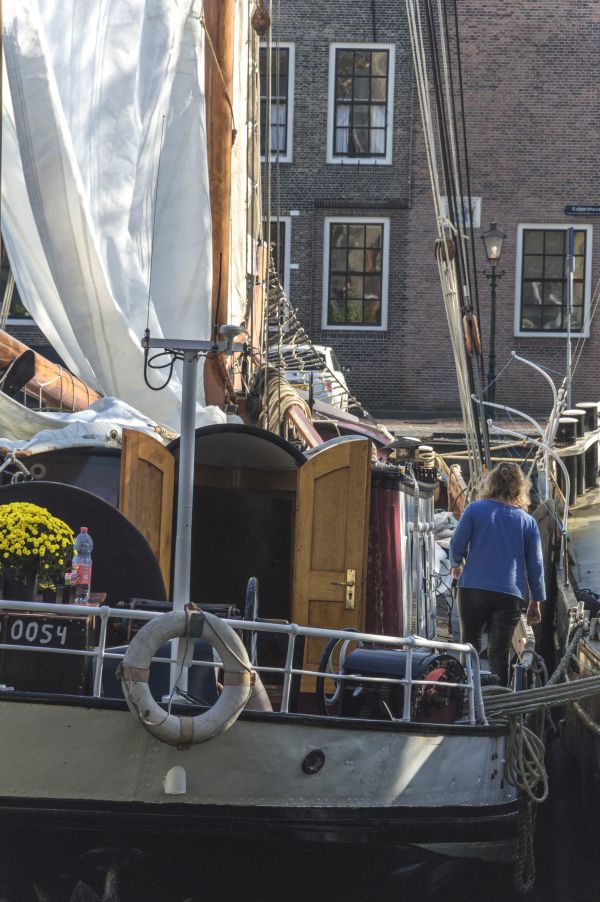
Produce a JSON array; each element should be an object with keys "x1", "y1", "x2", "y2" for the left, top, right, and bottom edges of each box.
[{"x1": 0, "y1": 502, "x2": 74, "y2": 600}]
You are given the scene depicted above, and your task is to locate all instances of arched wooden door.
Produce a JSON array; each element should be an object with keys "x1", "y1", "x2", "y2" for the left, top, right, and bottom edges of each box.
[
  {"x1": 291, "y1": 437, "x2": 371, "y2": 689},
  {"x1": 119, "y1": 429, "x2": 174, "y2": 592}
]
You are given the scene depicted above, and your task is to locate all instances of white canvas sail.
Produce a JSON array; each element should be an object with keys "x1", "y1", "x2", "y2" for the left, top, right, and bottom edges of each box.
[{"x1": 2, "y1": 0, "x2": 219, "y2": 432}]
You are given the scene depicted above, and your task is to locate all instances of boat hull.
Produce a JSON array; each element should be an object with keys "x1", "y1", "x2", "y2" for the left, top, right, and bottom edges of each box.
[{"x1": 0, "y1": 692, "x2": 517, "y2": 863}]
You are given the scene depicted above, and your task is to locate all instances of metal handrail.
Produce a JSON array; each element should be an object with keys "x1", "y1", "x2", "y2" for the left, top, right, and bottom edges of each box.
[{"x1": 0, "y1": 598, "x2": 487, "y2": 725}]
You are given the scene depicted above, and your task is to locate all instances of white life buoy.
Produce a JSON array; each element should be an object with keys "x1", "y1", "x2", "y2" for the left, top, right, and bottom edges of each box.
[{"x1": 118, "y1": 607, "x2": 252, "y2": 747}]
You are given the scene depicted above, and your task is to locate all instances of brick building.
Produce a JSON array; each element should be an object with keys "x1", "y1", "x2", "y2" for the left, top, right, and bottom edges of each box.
[{"x1": 263, "y1": 0, "x2": 600, "y2": 418}]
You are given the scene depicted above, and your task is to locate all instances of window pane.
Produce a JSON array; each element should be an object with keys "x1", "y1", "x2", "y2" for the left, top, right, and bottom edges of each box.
[
  {"x1": 336, "y1": 50, "x2": 353, "y2": 76},
  {"x1": 543, "y1": 282, "x2": 563, "y2": 305},
  {"x1": 521, "y1": 306, "x2": 542, "y2": 329},
  {"x1": 365, "y1": 249, "x2": 381, "y2": 272},
  {"x1": 574, "y1": 256, "x2": 584, "y2": 279},
  {"x1": 571, "y1": 307, "x2": 583, "y2": 329},
  {"x1": 330, "y1": 275, "x2": 348, "y2": 299},
  {"x1": 336, "y1": 77, "x2": 352, "y2": 100},
  {"x1": 545, "y1": 231, "x2": 564, "y2": 254},
  {"x1": 366, "y1": 225, "x2": 383, "y2": 248},
  {"x1": 574, "y1": 231, "x2": 586, "y2": 254},
  {"x1": 331, "y1": 224, "x2": 347, "y2": 247},
  {"x1": 523, "y1": 255, "x2": 543, "y2": 278},
  {"x1": 371, "y1": 51, "x2": 388, "y2": 76},
  {"x1": 542, "y1": 307, "x2": 563, "y2": 330},
  {"x1": 371, "y1": 78, "x2": 387, "y2": 101},
  {"x1": 364, "y1": 300, "x2": 381, "y2": 324},
  {"x1": 354, "y1": 51, "x2": 370, "y2": 73},
  {"x1": 523, "y1": 282, "x2": 542, "y2": 304},
  {"x1": 364, "y1": 275, "x2": 381, "y2": 299},
  {"x1": 328, "y1": 301, "x2": 346, "y2": 323},
  {"x1": 330, "y1": 249, "x2": 347, "y2": 271},
  {"x1": 348, "y1": 225, "x2": 365, "y2": 247},
  {"x1": 573, "y1": 282, "x2": 584, "y2": 305},
  {"x1": 347, "y1": 301, "x2": 363, "y2": 322},
  {"x1": 347, "y1": 276, "x2": 364, "y2": 299},
  {"x1": 523, "y1": 231, "x2": 543, "y2": 253},
  {"x1": 544, "y1": 256, "x2": 564, "y2": 279},
  {"x1": 354, "y1": 77, "x2": 370, "y2": 100},
  {"x1": 348, "y1": 249, "x2": 364, "y2": 271}
]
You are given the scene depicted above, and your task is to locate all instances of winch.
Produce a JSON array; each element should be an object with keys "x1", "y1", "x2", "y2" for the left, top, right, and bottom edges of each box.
[{"x1": 339, "y1": 647, "x2": 466, "y2": 724}]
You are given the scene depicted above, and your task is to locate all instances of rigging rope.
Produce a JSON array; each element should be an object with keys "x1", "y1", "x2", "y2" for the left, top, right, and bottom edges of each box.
[{"x1": 406, "y1": 0, "x2": 485, "y2": 485}]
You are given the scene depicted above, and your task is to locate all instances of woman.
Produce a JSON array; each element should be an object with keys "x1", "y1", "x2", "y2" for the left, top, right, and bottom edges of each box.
[{"x1": 448, "y1": 462, "x2": 544, "y2": 686}]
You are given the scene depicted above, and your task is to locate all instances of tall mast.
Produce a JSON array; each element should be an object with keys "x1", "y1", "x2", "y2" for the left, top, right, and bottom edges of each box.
[{"x1": 204, "y1": 0, "x2": 235, "y2": 337}]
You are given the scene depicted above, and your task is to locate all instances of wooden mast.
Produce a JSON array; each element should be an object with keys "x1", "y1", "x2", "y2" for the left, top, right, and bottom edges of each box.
[{"x1": 203, "y1": 0, "x2": 235, "y2": 407}]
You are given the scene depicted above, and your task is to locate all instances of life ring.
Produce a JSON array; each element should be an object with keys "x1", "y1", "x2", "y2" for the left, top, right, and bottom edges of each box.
[{"x1": 118, "y1": 606, "x2": 253, "y2": 748}]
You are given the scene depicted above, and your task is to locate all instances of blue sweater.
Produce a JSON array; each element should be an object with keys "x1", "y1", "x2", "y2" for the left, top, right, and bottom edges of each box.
[{"x1": 448, "y1": 499, "x2": 545, "y2": 601}]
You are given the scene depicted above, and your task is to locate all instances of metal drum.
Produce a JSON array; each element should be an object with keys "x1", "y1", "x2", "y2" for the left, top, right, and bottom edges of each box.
[
  {"x1": 575, "y1": 402, "x2": 600, "y2": 433},
  {"x1": 555, "y1": 417, "x2": 578, "y2": 447},
  {"x1": 563, "y1": 409, "x2": 586, "y2": 439}
]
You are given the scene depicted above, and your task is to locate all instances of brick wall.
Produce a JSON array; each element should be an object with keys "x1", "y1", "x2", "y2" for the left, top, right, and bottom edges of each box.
[{"x1": 267, "y1": 0, "x2": 600, "y2": 418}]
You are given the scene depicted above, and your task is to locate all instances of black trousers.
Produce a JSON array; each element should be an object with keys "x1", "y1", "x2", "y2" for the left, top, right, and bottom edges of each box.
[{"x1": 457, "y1": 587, "x2": 522, "y2": 686}]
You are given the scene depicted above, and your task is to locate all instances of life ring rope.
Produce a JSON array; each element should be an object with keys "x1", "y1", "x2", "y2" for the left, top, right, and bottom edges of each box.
[{"x1": 118, "y1": 604, "x2": 254, "y2": 748}]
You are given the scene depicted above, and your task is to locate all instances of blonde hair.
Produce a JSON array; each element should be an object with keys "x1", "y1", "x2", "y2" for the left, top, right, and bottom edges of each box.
[{"x1": 480, "y1": 462, "x2": 530, "y2": 510}]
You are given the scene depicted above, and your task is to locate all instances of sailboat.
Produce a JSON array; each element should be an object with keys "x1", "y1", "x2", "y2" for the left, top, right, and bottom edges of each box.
[{"x1": 0, "y1": 2, "x2": 580, "y2": 896}]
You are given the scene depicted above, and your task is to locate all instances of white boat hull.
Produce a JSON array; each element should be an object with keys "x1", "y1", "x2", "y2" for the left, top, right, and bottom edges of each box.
[{"x1": 0, "y1": 693, "x2": 517, "y2": 864}]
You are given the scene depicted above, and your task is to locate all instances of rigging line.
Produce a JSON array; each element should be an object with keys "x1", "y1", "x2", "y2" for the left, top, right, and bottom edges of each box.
[
  {"x1": 440, "y1": 0, "x2": 476, "y2": 316},
  {"x1": 451, "y1": 0, "x2": 482, "y2": 328},
  {"x1": 406, "y1": 1, "x2": 482, "y2": 476},
  {"x1": 201, "y1": 16, "x2": 237, "y2": 141},
  {"x1": 262, "y1": 22, "x2": 273, "y2": 426},
  {"x1": 429, "y1": 0, "x2": 489, "y2": 466},
  {"x1": 275, "y1": 0, "x2": 283, "y2": 431},
  {"x1": 146, "y1": 114, "x2": 167, "y2": 333}
]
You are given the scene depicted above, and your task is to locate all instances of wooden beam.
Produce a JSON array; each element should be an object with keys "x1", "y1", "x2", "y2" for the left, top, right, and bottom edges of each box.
[
  {"x1": 0, "y1": 328, "x2": 102, "y2": 411},
  {"x1": 204, "y1": 0, "x2": 235, "y2": 337}
]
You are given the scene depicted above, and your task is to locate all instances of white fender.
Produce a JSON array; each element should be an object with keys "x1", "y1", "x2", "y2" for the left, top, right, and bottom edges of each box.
[{"x1": 118, "y1": 609, "x2": 252, "y2": 747}]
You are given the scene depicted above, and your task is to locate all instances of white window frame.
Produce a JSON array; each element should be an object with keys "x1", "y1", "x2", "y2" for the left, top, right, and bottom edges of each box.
[
  {"x1": 327, "y1": 43, "x2": 395, "y2": 166},
  {"x1": 322, "y1": 216, "x2": 390, "y2": 332},
  {"x1": 260, "y1": 42, "x2": 295, "y2": 164},
  {"x1": 514, "y1": 223, "x2": 592, "y2": 339}
]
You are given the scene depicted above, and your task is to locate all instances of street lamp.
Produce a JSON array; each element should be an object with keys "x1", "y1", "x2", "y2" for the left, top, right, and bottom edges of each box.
[{"x1": 481, "y1": 221, "x2": 506, "y2": 406}]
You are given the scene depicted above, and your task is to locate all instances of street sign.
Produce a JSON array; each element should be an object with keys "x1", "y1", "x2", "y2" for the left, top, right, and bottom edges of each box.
[{"x1": 564, "y1": 204, "x2": 600, "y2": 216}]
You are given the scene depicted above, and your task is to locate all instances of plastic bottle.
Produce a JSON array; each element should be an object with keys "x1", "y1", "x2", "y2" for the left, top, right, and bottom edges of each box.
[{"x1": 72, "y1": 527, "x2": 93, "y2": 602}]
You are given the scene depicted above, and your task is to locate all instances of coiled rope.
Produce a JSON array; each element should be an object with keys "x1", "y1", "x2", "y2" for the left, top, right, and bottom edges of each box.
[{"x1": 252, "y1": 364, "x2": 312, "y2": 435}]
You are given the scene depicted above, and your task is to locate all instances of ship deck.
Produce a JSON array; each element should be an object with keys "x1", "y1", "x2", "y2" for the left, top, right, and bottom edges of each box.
[{"x1": 567, "y1": 483, "x2": 600, "y2": 595}]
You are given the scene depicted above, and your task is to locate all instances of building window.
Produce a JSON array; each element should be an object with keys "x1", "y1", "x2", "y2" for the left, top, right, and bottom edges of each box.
[
  {"x1": 260, "y1": 43, "x2": 295, "y2": 163},
  {"x1": 327, "y1": 44, "x2": 395, "y2": 165},
  {"x1": 322, "y1": 217, "x2": 389, "y2": 331},
  {"x1": 515, "y1": 224, "x2": 592, "y2": 337},
  {"x1": 266, "y1": 216, "x2": 291, "y2": 298}
]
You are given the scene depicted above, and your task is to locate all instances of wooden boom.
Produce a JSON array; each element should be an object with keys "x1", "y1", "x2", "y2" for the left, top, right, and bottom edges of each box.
[{"x1": 0, "y1": 329, "x2": 102, "y2": 411}]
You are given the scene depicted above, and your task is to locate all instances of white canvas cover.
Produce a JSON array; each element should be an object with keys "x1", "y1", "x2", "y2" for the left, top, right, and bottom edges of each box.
[{"x1": 2, "y1": 0, "x2": 214, "y2": 432}]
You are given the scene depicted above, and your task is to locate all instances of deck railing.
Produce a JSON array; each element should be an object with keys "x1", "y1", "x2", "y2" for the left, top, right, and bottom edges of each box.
[{"x1": 0, "y1": 598, "x2": 487, "y2": 726}]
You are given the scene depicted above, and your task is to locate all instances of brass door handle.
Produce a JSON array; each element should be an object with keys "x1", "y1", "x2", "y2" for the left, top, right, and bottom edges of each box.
[{"x1": 330, "y1": 569, "x2": 356, "y2": 610}]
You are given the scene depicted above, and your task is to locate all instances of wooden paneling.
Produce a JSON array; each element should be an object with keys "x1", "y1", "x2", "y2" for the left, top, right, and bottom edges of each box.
[
  {"x1": 291, "y1": 439, "x2": 371, "y2": 689},
  {"x1": 119, "y1": 430, "x2": 175, "y2": 591}
]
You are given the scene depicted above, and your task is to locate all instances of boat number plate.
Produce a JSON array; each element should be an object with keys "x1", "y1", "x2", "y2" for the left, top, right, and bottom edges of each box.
[{"x1": 1, "y1": 614, "x2": 88, "y2": 649}]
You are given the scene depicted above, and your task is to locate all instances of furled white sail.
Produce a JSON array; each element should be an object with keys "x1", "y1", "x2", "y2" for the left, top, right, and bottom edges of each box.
[{"x1": 2, "y1": 0, "x2": 215, "y2": 431}]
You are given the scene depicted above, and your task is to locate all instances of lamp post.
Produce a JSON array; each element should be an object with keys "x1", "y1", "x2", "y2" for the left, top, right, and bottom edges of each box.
[{"x1": 481, "y1": 221, "x2": 506, "y2": 406}]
